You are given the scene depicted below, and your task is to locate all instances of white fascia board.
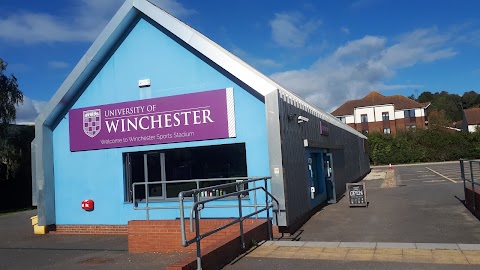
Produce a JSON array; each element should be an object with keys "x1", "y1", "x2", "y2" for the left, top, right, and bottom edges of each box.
[{"x1": 355, "y1": 103, "x2": 394, "y2": 110}]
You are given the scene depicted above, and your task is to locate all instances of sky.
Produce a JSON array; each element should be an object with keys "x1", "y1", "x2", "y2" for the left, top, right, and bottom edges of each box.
[{"x1": 1, "y1": 0, "x2": 480, "y2": 123}]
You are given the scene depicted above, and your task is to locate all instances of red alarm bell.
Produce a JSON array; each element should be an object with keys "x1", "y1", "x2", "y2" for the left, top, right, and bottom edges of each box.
[{"x1": 81, "y1": 199, "x2": 94, "y2": 211}]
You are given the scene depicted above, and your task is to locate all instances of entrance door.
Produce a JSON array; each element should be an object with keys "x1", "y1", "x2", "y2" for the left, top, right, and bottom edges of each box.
[
  {"x1": 308, "y1": 152, "x2": 327, "y2": 207},
  {"x1": 324, "y1": 152, "x2": 336, "y2": 203}
]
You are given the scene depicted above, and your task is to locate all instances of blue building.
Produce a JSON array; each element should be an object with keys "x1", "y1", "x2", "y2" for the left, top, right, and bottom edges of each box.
[{"x1": 32, "y1": 0, "x2": 370, "y2": 232}]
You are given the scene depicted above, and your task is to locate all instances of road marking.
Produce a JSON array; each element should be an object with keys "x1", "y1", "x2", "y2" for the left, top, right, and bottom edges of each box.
[
  {"x1": 403, "y1": 182, "x2": 454, "y2": 187},
  {"x1": 423, "y1": 180, "x2": 445, "y2": 183},
  {"x1": 401, "y1": 179, "x2": 437, "y2": 182},
  {"x1": 425, "y1": 167, "x2": 458, "y2": 183}
]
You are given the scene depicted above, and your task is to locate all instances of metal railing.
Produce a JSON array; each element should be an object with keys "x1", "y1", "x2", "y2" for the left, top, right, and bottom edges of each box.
[
  {"x1": 132, "y1": 177, "x2": 268, "y2": 220},
  {"x1": 179, "y1": 177, "x2": 279, "y2": 270},
  {"x1": 460, "y1": 159, "x2": 480, "y2": 212}
]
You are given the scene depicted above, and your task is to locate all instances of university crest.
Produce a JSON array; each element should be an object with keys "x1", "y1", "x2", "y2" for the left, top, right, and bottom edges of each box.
[{"x1": 83, "y1": 109, "x2": 102, "y2": 138}]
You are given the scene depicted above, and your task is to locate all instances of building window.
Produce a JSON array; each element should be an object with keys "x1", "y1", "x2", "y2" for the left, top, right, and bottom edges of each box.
[
  {"x1": 404, "y1": 109, "x2": 415, "y2": 118},
  {"x1": 383, "y1": 128, "x2": 391, "y2": 134},
  {"x1": 405, "y1": 125, "x2": 417, "y2": 130},
  {"x1": 361, "y1": 114, "x2": 368, "y2": 123},
  {"x1": 382, "y1": 112, "x2": 389, "y2": 121},
  {"x1": 337, "y1": 117, "x2": 346, "y2": 123},
  {"x1": 124, "y1": 143, "x2": 248, "y2": 202}
]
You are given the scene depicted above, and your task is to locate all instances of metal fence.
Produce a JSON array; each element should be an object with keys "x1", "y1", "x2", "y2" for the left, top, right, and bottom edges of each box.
[
  {"x1": 179, "y1": 177, "x2": 278, "y2": 270},
  {"x1": 459, "y1": 159, "x2": 480, "y2": 214}
]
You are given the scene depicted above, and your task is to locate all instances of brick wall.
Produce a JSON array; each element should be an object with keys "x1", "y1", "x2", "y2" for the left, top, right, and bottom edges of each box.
[
  {"x1": 167, "y1": 219, "x2": 269, "y2": 270},
  {"x1": 49, "y1": 225, "x2": 128, "y2": 234},
  {"x1": 351, "y1": 117, "x2": 425, "y2": 135},
  {"x1": 128, "y1": 219, "x2": 270, "y2": 253}
]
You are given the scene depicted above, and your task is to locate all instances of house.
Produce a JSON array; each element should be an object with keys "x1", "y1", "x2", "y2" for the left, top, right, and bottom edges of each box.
[
  {"x1": 462, "y1": 107, "x2": 480, "y2": 132},
  {"x1": 31, "y1": 0, "x2": 370, "y2": 237},
  {"x1": 331, "y1": 91, "x2": 429, "y2": 135}
]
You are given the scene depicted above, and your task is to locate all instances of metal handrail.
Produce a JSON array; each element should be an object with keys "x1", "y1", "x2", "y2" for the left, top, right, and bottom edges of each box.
[
  {"x1": 460, "y1": 159, "x2": 480, "y2": 212},
  {"x1": 186, "y1": 186, "x2": 279, "y2": 237},
  {"x1": 178, "y1": 177, "x2": 278, "y2": 270},
  {"x1": 132, "y1": 177, "x2": 262, "y2": 220}
]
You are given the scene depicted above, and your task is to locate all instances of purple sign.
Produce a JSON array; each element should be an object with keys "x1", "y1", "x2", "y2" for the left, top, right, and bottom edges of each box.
[
  {"x1": 69, "y1": 88, "x2": 236, "y2": 151},
  {"x1": 319, "y1": 120, "x2": 329, "y2": 136}
]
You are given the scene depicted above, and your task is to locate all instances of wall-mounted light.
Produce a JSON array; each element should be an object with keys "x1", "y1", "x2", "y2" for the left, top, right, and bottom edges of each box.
[
  {"x1": 138, "y1": 79, "x2": 151, "y2": 88},
  {"x1": 298, "y1": 116, "x2": 309, "y2": 124}
]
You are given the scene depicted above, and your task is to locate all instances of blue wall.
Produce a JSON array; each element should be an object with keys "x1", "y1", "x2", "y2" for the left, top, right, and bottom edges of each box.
[{"x1": 52, "y1": 17, "x2": 270, "y2": 225}]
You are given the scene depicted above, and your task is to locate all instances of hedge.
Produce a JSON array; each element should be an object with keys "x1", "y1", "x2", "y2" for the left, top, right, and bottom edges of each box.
[{"x1": 367, "y1": 129, "x2": 480, "y2": 165}]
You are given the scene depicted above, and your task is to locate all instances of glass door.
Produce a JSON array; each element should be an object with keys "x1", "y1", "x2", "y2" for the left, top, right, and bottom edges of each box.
[
  {"x1": 308, "y1": 152, "x2": 327, "y2": 207},
  {"x1": 324, "y1": 152, "x2": 336, "y2": 203}
]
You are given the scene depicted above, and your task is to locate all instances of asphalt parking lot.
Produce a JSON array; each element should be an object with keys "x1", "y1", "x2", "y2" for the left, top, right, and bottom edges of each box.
[{"x1": 395, "y1": 161, "x2": 479, "y2": 187}]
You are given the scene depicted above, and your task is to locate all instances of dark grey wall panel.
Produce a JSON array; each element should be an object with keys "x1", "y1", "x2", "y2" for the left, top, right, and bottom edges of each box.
[{"x1": 277, "y1": 91, "x2": 370, "y2": 227}]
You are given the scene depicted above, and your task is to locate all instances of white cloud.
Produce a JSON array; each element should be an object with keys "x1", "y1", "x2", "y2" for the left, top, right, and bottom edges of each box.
[
  {"x1": 0, "y1": 0, "x2": 195, "y2": 43},
  {"x1": 231, "y1": 47, "x2": 283, "y2": 69},
  {"x1": 351, "y1": 0, "x2": 378, "y2": 9},
  {"x1": 341, "y1": 27, "x2": 350, "y2": 35},
  {"x1": 252, "y1": 58, "x2": 283, "y2": 69},
  {"x1": 48, "y1": 61, "x2": 69, "y2": 69},
  {"x1": 15, "y1": 96, "x2": 47, "y2": 124},
  {"x1": 270, "y1": 12, "x2": 321, "y2": 48},
  {"x1": 270, "y1": 27, "x2": 457, "y2": 112},
  {"x1": 149, "y1": 0, "x2": 196, "y2": 18}
]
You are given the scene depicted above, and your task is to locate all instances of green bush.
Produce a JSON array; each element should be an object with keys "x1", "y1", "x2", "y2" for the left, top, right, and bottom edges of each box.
[{"x1": 367, "y1": 129, "x2": 480, "y2": 165}]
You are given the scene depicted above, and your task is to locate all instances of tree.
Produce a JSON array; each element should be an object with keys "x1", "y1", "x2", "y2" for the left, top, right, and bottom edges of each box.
[
  {"x1": 417, "y1": 91, "x2": 433, "y2": 103},
  {"x1": 429, "y1": 91, "x2": 463, "y2": 122},
  {"x1": 462, "y1": 91, "x2": 480, "y2": 109},
  {"x1": 0, "y1": 58, "x2": 24, "y2": 181},
  {"x1": 428, "y1": 109, "x2": 452, "y2": 129},
  {"x1": 0, "y1": 59, "x2": 23, "y2": 129}
]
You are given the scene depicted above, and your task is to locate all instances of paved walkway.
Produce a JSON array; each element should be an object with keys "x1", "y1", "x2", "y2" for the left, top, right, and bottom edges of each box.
[{"x1": 246, "y1": 240, "x2": 480, "y2": 265}]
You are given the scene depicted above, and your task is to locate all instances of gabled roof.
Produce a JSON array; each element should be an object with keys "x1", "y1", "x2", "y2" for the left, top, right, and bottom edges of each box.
[
  {"x1": 33, "y1": 0, "x2": 368, "y2": 225},
  {"x1": 464, "y1": 107, "x2": 480, "y2": 125},
  {"x1": 331, "y1": 90, "x2": 426, "y2": 116},
  {"x1": 35, "y1": 0, "x2": 363, "y2": 138}
]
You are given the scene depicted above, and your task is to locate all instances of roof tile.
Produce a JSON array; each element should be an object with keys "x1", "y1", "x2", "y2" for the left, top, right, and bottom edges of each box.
[{"x1": 464, "y1": 108, "x2": 480, "y2": 125}]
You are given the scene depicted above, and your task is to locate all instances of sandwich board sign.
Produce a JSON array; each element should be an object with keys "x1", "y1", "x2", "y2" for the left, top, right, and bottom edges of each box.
[{"x1": 346, "y1": 182, "x2": 367, "y2": 207}]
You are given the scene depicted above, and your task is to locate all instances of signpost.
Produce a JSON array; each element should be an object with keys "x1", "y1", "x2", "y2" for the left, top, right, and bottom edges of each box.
[{"x1": 346, "y1": 183, "x2": 367, "y2": 207}]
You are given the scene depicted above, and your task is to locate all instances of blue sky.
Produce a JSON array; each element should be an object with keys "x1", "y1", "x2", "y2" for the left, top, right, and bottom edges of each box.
[{"x1": 1, "y1": 0, "x2": 479, "y2": 123}]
